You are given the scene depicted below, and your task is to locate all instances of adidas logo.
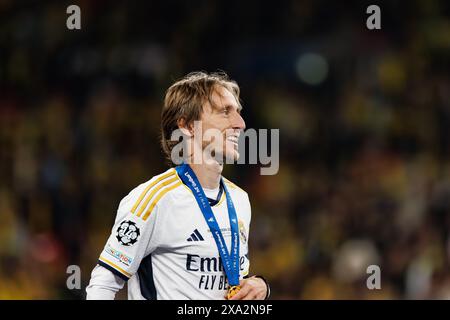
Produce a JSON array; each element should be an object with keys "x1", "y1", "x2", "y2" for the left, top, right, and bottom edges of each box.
[{"x1": 187, "y1": 229, "x2": 204, "y2": 242}]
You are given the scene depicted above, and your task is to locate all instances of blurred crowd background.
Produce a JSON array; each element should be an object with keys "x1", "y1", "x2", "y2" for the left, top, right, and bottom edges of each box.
[{"x1": 0, "y1": 0, "x2": 449, "y2": 299}]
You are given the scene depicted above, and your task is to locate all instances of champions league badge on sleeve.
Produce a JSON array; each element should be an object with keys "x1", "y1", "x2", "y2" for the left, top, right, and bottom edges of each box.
[{"x1": 116, "y1": 220, "x2": 140, "y2": 246}]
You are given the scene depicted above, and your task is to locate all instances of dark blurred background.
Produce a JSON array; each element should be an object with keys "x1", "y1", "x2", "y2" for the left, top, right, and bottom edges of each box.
[{"x1": 0, "y1": 0, "x2": 449, "y2": 299}]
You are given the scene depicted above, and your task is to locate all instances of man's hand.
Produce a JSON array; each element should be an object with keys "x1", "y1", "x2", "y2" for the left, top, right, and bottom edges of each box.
[{"x1": 227, "y1": 276, "x2": 267, "y2": 300}]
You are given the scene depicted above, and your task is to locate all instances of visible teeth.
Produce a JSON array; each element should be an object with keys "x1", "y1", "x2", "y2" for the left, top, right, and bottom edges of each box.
[{"x1": 227, "y1": 136, "x2": 238, "y2": 143}]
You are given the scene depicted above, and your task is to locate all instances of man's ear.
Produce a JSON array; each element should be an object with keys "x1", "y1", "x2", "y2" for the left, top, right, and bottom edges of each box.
[{"x1": 177, "y1": 118, "x2": 193, "y2": 137}]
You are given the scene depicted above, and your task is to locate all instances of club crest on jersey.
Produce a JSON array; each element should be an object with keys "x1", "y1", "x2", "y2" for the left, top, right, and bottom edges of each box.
[
  {"x1": 116, "y1": 220, "x2": 140, "y2": 246},
  {"x1": 238, "y1": 220, "x2": 247, "y2": 244}
]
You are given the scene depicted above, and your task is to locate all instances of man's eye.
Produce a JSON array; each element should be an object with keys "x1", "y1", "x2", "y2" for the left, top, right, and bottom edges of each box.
[{"x1": 223, "y1": 107, "x2": 230, "y2": 115}]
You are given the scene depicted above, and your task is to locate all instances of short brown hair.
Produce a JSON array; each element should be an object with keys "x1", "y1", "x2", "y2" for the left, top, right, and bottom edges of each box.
[{"x1": 160, "y1": 71, "x2": 241, "y2": 162}]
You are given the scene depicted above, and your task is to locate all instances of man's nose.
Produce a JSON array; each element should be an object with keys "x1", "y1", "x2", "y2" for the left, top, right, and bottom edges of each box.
[{"x1": 231, "y1": 111, "x2": 246, "y2": 130}]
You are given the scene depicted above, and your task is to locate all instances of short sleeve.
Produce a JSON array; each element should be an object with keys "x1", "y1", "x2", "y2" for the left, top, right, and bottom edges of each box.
[{"x1": 98, "y1": 183, "x2": 163, "y2": 281}]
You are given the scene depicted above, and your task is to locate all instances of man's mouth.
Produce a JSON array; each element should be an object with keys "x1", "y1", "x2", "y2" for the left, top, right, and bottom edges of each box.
[{"x1": 226, "y1": 134, "x2": 239, "y2": 147}]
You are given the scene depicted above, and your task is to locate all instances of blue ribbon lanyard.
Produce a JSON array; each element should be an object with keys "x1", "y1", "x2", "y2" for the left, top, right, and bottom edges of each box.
[{"x1": 175, "y1": 163, "x2": 240, "y2": 286}]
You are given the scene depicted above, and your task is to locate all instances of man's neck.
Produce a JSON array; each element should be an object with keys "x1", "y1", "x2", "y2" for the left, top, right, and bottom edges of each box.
[{"x1": 188, "y1": 160, "x2": 223, "y2": 189}]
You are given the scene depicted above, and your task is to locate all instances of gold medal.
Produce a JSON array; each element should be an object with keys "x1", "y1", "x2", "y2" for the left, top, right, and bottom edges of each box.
[{"x1": 226, "y1": 285, "x2": 241, "y2": 300}]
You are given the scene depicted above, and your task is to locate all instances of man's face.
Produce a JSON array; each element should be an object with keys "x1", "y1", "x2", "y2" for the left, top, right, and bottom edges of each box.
[{"x1": 197, "y1": 85, "x2": 246, "y2": 162}]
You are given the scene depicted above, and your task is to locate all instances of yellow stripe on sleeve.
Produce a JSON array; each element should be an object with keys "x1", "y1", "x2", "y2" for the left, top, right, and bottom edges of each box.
[
  {"x1": 142, "y1": 181, "x2": 182, "y2": 221},
  {"x1": 99, "y1": 256, "x2": 132, "y2": 278},
  {"x1": 136, "y1": 176, "x2": 179, "y2": 217},
  {"x1": 131, "y1": 170, "x2": 175, "y2": 214}
]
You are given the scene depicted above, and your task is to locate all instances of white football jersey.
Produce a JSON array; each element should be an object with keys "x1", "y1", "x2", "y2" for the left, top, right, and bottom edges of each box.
[{"x1": 97, "y1": 167, "x2": 251, "y2": 300}]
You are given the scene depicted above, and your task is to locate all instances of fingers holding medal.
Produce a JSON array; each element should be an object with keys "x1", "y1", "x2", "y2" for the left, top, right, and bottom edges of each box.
[
  {"x1": 226, "y1": 285, "x2": 241, "y2": 300},
  {"x1": 226, "y1": 277, "x2": 267, "y2": 300}
]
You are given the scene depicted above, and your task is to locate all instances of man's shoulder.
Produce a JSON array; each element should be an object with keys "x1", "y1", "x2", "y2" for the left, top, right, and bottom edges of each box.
[
  {"x1": 222, "y1": 177, "x2": 251, "y2": 218},
  {"x1": 120, "y1": 168, "x2": 183, "y2": 213},
  {"x1": 222, "y1": 176, "x2": 248, "y2": 198}
]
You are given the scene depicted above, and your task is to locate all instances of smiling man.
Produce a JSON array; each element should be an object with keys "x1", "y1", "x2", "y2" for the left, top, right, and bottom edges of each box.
[{"x1": 86, "y1": 71, "x2": 270, "y2": 300}]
